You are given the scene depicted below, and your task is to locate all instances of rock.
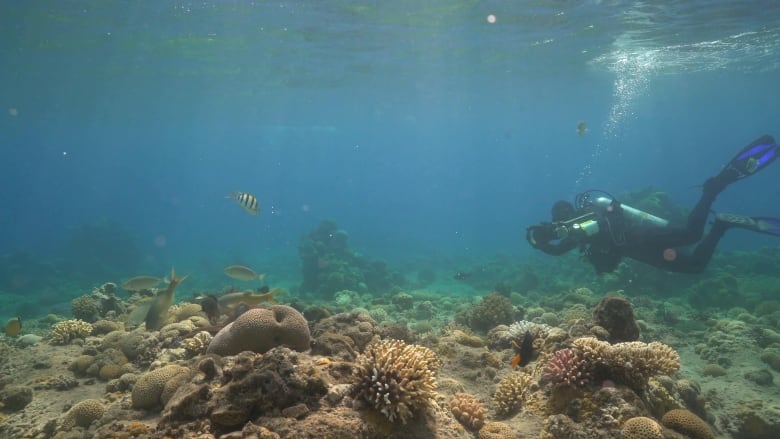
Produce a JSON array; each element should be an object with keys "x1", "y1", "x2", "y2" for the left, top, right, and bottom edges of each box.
[{"x1": 0, "y1": 385, "x2": 33, "y2": 411}]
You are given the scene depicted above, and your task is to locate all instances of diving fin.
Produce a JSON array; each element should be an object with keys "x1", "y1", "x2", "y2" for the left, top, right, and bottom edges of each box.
[
  {"x1": 716, "y1": 135, "x2": 778, "y2": 184},
  {"x1": 716, "y1": 213, "x2": 780, "y2": 236}
]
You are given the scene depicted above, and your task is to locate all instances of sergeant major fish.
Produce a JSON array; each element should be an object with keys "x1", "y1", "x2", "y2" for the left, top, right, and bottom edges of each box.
[{"x1": 227, "y1": 191, "x2": 260, "y2": 215}]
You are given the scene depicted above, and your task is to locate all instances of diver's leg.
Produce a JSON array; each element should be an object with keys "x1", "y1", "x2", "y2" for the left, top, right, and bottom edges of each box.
[{"x1": 674, "y1": 221, "x2": 729, "y2": 273}]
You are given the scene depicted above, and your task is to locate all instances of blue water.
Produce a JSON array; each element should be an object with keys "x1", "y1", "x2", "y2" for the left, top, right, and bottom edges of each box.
[{"x1": 1, "y1": 1, "x2": 780, "y2": 305}]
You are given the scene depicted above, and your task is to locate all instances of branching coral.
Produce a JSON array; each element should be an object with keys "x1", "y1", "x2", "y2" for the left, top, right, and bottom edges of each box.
[
  {"x1": 492, "y1": 372, "x2": 534, "y2": 416},
  {"x1": 508, "y1": 320, "x2": 551, "y2": 340},
  {"x1": 352, "y1": 339, "x2": 440, "y2": 423},
  {"x1": 182, "y1": 331, "x2": 212, "y2": 356},
  {"x1": 450, "y1": 392, "x2": 486, "y2": 431},
  {"x1": 49, "y1": 320, "x2": 93, "y2": 345},
  {"x1": 571, "y1": 337, "x2": 680, "y2": 389},
  {"x1": 542, "y1": 348, "x2": 590, "y2": 388}
]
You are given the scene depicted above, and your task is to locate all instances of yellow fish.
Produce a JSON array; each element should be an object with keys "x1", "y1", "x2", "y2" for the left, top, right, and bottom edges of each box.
[
  {"x1": 145, "y1": 267, "x2": 188, "y2": 331},
  {"x1": 216, "y1": 288, "x2": 280, "y2": 315},
  {"x1": 224, "y1": 265, "x2": 265, "y2": 281},
  {"x1": 5, "y1": 316, "x2": 22, "y2": 337},
  {"x1": 227, "y1": 191, "x2": 260, "y2": 215}
]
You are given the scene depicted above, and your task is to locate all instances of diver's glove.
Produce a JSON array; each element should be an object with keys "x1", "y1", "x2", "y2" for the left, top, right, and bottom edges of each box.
[{"x1": 526, "y1": 223, "x2": 557, "y2": 248}]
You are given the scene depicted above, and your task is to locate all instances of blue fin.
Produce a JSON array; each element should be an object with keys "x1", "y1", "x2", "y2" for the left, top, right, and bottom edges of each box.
[{"x1": 718, "y1": 135, "x2": 778, "y2": 183}]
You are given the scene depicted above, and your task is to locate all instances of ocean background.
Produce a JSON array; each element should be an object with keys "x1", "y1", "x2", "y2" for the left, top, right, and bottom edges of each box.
[{"x1": 1, "y1": 1, "x2": 780, "y2": 318}]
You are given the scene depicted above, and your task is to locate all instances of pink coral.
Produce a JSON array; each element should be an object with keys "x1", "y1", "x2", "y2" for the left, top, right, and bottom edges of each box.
[{"x1": 542, "y1": 348, "x2": 590, "y2": 388}]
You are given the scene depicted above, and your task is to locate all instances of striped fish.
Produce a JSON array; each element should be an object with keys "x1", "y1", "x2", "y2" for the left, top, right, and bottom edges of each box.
[{"x1": 227, "y1": 191, "x2": 260, "y2": 215}]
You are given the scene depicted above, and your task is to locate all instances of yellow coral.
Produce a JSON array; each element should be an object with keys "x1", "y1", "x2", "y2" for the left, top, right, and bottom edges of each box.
[
  {"x1": 49, "y1": 319, "x2": 93, "y2": 344},
  {"x1": 492, "y1": 372, "x2": 533, "y2": 416},
  {"x1": 478, "y1": 421, "x2": 515, "y2": 439},
  {"x1": 353, "y1": 339, "x2": 440, "y2": 423},
  {"x1": 450, "y1": 392, "x2": 486, "y2": 431},
  {"x1": 182, "y1": 331, "x2": 213, "y2": 356},
  {"x1": 131, "y1": 364, "x2": 191, "y2": 409},
  {"x1": 661, "y1": 409, "x2": 714, "y2": 439},
  {"x1": 62, "y1": 399, "x2": 105, "y2": 428},
  {"x1": 621, "y1": 417, "x2": 663, "y2": 439}
]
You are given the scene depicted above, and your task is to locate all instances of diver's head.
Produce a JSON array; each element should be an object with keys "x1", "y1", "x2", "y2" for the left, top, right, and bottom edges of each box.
[{"x1": 551, "y1": 200, "x2": 576, "y2": 222}]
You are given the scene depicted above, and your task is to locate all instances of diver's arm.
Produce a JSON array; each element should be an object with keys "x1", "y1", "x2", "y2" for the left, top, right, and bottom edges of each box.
[{"x1": 526, "y1": 224, "x2": 579, "y2": 255}]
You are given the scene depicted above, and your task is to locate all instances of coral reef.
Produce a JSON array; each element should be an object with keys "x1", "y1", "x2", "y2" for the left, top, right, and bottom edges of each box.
[
  {"x1": 542, "y1": 348, "x2": 590, "y2": 389},
  {"x1": 182, "y1": 331, "x2": 212, "y2": 356},
  {"x1": 0, "y1": 385, "x2": 33, "y2": 411},
  {"x1": 572, "y1": 337, "x2": 680, "y2": 390},
  {"x1": 449, "y1": 392, "x2": 486, "y2": 431},
  {"x1": 620, "y1": 416, "x2": 663, "y2": 439},
  {"x1": 477, "y1": 421, "x2": 515, "y2": 439},
  {"x1": 207, "y1": 305, "x2": 311, "y2": 356},
  {"x1": 49, "y1": 319, "x2": 93, "y2": 344},
  {"x1": 457, "y1": 292, "x2": 520, "y2": 333},
  {"x1": 62, "y1": 398, "x2": 105, "y2": 428},
  {"x1": 298, "y1": 220, "x2": 404, "y2": 297},
  {"x1": 352, "y1": 339, "x2": 441, "y2": 423},
  {"x1": 132, "y1": 364, "x2": 191, "y2": 409},
  {"x1": 592, "y1": 295, "x2": 640, "y2": 343},
  {"x1": 661, "y1": 409, "x2": 714, "y2": 439},
  {"x1": 492, "y1": 371, "x2": 533, "y2": 417}
]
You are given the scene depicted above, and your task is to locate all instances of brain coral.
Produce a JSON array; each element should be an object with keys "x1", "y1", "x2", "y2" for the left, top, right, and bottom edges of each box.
[
  {"x1": 352, "y1": 339, "x2": 440, "y2": 424},
  {"x1": 206, "y1": 306, "x2": 311, "y2": 356},
  {"x1": 478, "y1": 421, "x2": 515, "y2": 439},
  {"x1": 621, "y1": 417, "x2": 663, "y2": 439},
  {"x1": 63, "y1": 399, "x2": 105, "y2": 428},
  {"x1": 450, "y1": 392, "x2": 486, "y2": 431},
  {"x1": 131, "y1": 364, "x2": 191, "y2": 409},
  {"x1": 492, "y1": 371, "x2": 533, "y2": 416},
  {"x1": 661, "y1": 409, "x2": 714, "y2": 439}
]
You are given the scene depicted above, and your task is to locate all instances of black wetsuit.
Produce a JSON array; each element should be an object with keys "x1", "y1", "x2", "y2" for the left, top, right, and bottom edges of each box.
[{"x1": 531, "y1": 178, "x2": 729, "y2": 274}]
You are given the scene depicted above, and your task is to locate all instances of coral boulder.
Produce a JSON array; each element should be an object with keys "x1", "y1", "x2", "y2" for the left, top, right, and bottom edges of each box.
[{"x1": 207, "y1": 305, "x2": 311, "y2": 356}]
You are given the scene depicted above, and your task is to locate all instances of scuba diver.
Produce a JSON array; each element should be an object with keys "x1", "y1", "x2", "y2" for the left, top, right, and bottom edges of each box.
[{"x1": 526, "y1": 135, "x2": 780, "y2": 274}]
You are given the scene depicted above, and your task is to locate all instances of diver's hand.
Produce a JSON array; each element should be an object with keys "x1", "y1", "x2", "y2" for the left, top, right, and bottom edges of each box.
[{"x1": 526, "y1": 223, "x2": 556, "y2": 248}]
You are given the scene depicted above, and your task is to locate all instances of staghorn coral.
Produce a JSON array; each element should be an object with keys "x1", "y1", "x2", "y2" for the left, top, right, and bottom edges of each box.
[
  {"x1": 572, "y1": 337, "x2": 680, "y2": 389},
  {"x1": 621, "y1": 416, "x2": 663, "y2": 439},
  {"x1": 542, "y1": 348, "x2": 590, "y2": 389},
  {"x1": 182, "y1": 331, "x2": 212, "y2": 356},
  {"x1": 62, "y1": 399, "x2": 105, "y2": 428},
  {"x1": 492, "y1": 371, "x2": 533, "y2": 416},
  {"x1": 207, "y1": 305, "x2": 311, "y2": 356},
  {"x1": 49, "y1": 319, "x2": 93, "y2": 344},
  {"x1": 661, "y1": 409, "x2": 714, "y2": 439},
  {"x1": 352, "y1": 339, "x2": 440, "y2": 423},
  {"x1": 450, "y1": 392, "x2": 486, "y2": 431}
]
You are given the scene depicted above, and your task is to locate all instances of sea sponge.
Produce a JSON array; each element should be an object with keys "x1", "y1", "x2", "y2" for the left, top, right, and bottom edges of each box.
[
  {"x1": 450, "y1": 392, "x2": 486, "y2": 431},
  {"x1": 492, "y1": 371, "x2": 533, "y2": 416},
  {"x1": 63, "y1": 399, "x2": 105, "y2": 428},
  {"x1": 352, "y1": 339, "x2": 440, "y2": 423},
  {"x1": 131, "y1": 364, "x2": 191, "y2": 409},
  {"x1": 49, "y1": 319, "x2": 93, "y2": 344},
  {"x1": 661, "y1": 409, "x2": 714, "y2": 439},
  {"x1": 621, "y1": 416, "x2": 663, "y2": 439},
  {"x1": 478, "y1": 421, "x2": 515, "y2": 439},
  {"x1": 206, "y1": 305, "x2": 311, "y2": 356}
]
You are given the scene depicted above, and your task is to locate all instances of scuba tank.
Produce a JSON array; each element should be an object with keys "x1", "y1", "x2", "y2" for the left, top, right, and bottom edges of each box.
[{"x1": 591, "y1": 196, "x2": 669, "y2": 228}]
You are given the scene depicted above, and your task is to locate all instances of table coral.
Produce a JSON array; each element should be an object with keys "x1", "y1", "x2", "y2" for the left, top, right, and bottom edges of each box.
[
  {"x1": 207, "y1": 305, "x2": 311, "y2": 356},
  {"x1": 352, "y1": 339, "x2": 440, "y2": 423}
]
